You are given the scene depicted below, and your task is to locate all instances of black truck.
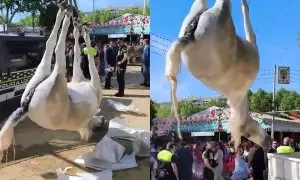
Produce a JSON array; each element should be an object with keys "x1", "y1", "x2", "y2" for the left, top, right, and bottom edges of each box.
[{"x1": 0, "y1": 34, "x2": 47, "y2": 118}]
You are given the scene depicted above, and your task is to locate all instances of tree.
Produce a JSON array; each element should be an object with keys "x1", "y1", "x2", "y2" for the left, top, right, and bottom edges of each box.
[
  {"x1": 0, "y1": 0, "x2": 23, "y2": 25},
  {"x1": 156, "y1": 105, "x2": 171, "y2": 118},
  {"x1": 276, "y1": 88, "x2": 291, "y2": 110},
  {"x1": 150, "y1": 100, "x2": 157, "y2": 127},
  {"x1": 145, "y1": 5, "x2": 150, "y2": 15},
  {"x1": 249, "y1": 88, "x2": 272, "y2": 112},
  {"x1": 280, "y1": 91, "x2": 298, "y2": 111},
  {"x1": 15, "y1": 14, "x2": 39, "y2": 26},
  {"x1": 178, "y1": 100, "x2": 206, "y2": 117},
  {"x1": 39, "y1": 2, "x2": 58, "y2": 29},
  {"x1": 79, "y1": 6, "x2": 150, "y2": 25},
  {"x1": 0, "y1": 0, "x2": 53, "y2": 27}
]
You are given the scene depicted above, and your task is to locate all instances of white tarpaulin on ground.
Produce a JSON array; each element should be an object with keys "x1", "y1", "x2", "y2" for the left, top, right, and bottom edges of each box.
[
  {"x1": 74, "y1": 151, "x2": 137, "y2": 171},
  {"x1": 89, "y1": 135, "x2": 125, "y2": 163},
  {"x1": 106, "y1": 100, "x2": 139, "y2": 113},
  {"x1": 73, "y1": 118, "x2": 149, "y2": 171},
  {"x1": 57, "y1": 168, "x2": 113, "y2": 180},
  {"x1": 106, "y1": 118, "x2": 150, "y2": 157}
]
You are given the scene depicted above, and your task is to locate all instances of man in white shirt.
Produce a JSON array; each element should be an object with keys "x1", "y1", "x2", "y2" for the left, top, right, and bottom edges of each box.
[{"x1": 214, "y1": 142, "x2": 224, "y2": 180}]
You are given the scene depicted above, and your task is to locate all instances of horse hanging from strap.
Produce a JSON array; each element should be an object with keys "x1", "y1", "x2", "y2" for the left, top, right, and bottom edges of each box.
[
  {"x1": 165, "y1": 0, "x2": 271, "y2": 150},
  {"x1": 0, "y1": 0, "x2": 103, "y2": 162}
]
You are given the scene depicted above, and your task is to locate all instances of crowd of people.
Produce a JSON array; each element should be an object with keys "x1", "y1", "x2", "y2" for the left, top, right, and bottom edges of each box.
[
  {"x1": 150, "y1": 136, "x2": 299, "y2": 180},
  {"x1": 65, "y1": 37, "x2": 150, "y2": 97}
]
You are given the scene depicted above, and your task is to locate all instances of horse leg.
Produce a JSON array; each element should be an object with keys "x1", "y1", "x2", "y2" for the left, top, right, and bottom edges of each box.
[
  {"x1": 0, "y1": 4, "x2": 67, "y2": 162},
  {"x1": 71, "y1": 18, "x2": 85, "y2": 82},
  {"x1": 82, "y1": 26, "x2": 102, "y2": 104},
  {"x1": 21, "y1": 3, "x2": 66, "y2": 104},
  {"x1": 165, "y1": 0, "x2": 208, "y2": 141},
  {"x1": 229, "y1": 95, "x2": 270, "y2": 150}
]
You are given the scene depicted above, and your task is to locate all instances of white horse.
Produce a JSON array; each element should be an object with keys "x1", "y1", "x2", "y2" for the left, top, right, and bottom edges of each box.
[
  {"x1": 166, "y1": 0, "x2": 270, "y2": 149},
  {"x1": 0, "y1": 4, "x2": 102, "y2": 160}
]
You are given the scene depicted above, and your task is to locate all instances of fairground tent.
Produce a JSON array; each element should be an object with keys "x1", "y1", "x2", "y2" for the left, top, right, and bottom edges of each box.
[
  {"x1": 155, "y1": 106, "x2": 300, "y2": 135},
  {"x1": 92, "y1": 13, "x2": 150, "y2": 36}
]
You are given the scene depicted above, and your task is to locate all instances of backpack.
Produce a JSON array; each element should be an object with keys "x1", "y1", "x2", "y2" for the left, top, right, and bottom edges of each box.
[
  {"x1": 155, "y1": 161, "x2": 171, "y2": 179},
  {"x1": 224, "y1": 154, "x2": 236, "y2": 174}
]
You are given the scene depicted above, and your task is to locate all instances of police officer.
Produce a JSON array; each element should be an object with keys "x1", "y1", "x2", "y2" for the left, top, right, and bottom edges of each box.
[
  {"x1": 81, "y1": 41, "x2": 100, "y2": 80},
  {"x1": 115, "y1": 39, "x2": 128, "y2": 97},
  {"x1": 156, "y1": 142, "x2": 179, "y2": 180}
]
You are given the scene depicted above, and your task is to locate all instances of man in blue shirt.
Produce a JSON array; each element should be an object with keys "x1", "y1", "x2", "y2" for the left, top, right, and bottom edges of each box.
[{"x1": 141, "y1": 39, "x2": 150, "y2": 87}]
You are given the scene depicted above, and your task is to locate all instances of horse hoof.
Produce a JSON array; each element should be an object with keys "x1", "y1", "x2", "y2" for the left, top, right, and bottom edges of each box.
[
  {"x1": 64, "y1": 6, "x2": 73, "y2": 16},
  {"x1": 58, "y1": 1, "x2": 67, "y2": 10},
  {"x1": 73, "y1": 18, "x2": 81, "y2": 28}
]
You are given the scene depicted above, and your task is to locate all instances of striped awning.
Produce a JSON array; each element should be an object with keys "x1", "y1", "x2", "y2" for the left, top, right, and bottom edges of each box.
[
  {"x1": 92, "y1": 24, "x2": 150, "y2": 35},
  {"x1": 171, "y1": 118, "x2": 271, "y2": 133}
]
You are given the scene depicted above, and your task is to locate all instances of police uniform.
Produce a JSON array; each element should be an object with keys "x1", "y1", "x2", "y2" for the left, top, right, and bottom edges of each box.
[
  {"x1": 156, "y1": 150, "x2": 177, "y2": 180},
  {"x1": 276, "y1": 145, "x2": 295, "y2": 154},
  {"x1": 116, "y1": 45, "x2": 128, "y2": 96},
  {"x1": 81, "y1": 46, "x2": 99, "y2": 80}
]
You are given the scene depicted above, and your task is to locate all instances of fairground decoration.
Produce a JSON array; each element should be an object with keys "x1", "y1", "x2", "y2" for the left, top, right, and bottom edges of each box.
[
  {"x1": 278, "y1": 66, "x2": 290, "y2": 84},
  {"x1": 92, "y1": 14, "x2": 150, "y2": 28},
  {"x1": 218, "y1": 123, "x2": 223, "y2": 132},
  {"x1": 210, "y1": 109, "x2": 217, "y2": 119}
]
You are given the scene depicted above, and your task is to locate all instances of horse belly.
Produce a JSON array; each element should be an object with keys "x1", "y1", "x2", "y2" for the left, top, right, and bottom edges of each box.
[
  {"x1": 67, "y1": 82, "x2": 98, "y2": 114},
  {"x1": 27, "y1": 102, "x2": 61, "y2": 130},
  {"x1": 182, "y1": 42, "x2": 223, "y2": 81}
]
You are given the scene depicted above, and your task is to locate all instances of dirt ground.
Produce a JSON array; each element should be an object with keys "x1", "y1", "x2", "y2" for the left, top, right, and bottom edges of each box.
[{"x1": 0, "y1": 66, "x2": 150, "y2": 180}]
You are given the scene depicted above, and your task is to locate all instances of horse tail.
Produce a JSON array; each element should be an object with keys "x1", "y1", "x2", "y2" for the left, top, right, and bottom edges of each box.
[
  {"x1": 165, "y1": 40, "x2": 187, "y2": 140},
  {"x1": 0, "y1": 88, "x2": 35, "y2": 153}
]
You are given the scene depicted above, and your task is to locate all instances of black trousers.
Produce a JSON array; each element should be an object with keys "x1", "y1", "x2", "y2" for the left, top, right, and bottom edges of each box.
[
  {"x1": 117, "y1": 69, "x2": 125, "y2": 94},
  {"x1": 81, "y1": 61, "x2": 91, "y2": 80},
  {"x1": 252, "y1": 170, "x2": 264, "y2": 180},
  {"x1": 105, "y1": 71, "x2": 114, "y2": 88}
]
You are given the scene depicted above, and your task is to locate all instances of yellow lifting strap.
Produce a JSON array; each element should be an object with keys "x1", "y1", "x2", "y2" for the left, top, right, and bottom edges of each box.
[{"x1": 83, "y1": 47, "x2": 97, "y2": 56}]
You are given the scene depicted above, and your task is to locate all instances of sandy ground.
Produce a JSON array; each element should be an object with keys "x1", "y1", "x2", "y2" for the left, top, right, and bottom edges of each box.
[{"x1": 0, "y1": 66, "x2": 150, "y2": 180}]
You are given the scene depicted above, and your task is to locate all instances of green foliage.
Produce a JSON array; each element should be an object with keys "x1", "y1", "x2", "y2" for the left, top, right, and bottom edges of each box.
[
  {"x1": 153, "y1": 88, "x2": 300, "y2": 120},
  {"x1": 154, "y1": 98, "x2": 228, "y2": 119},
  {"x1": 39, "y1": 2, "x2": 58, "y2": 28},
  {"x1": 150, "y1": 100, "x2": 158, "y2": 127},
  {"x1": 80, "y1": 6, "x2": 150, "y2": 24},
  {"x1": 156, "y1": 105, "x2": 171, "y2": 118},
  {"x1": 0, "y1": 0, "x2": 54, "y2": 25},
  {"x1": 249, "y1": 88, "x2": 272, "y2": 112},
  {"x1": 178, "y1": 100, "x2": 206, "y2": 117},
  {"x1": 279, "y1": 90, "x2": 298, "y2": 111},
  {"x1": 15, "y1": 14, "x2": 39, "y2": 26}
]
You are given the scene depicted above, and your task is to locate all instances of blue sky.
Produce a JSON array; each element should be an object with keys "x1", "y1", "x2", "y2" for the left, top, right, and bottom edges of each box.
[
  {"x1": 150, "y1": 0, "x2": 300, "y2": 103},
  {"x1": 12, "y1": 0, "x2": 145, "y2": 22}
]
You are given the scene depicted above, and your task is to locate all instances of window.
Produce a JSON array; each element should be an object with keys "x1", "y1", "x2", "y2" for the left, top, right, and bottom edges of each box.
[{"x1": 6, "y1": 40, "x2": 46, "y2": 72}]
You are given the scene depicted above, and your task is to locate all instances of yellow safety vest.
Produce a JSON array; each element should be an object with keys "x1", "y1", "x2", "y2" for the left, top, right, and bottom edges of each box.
[
  {"x1": 277, "y1": 146, "x2": 295, "y2": 154},
  {"x1": 83, "y1": 47, "x2": 97, "y2": 56},
  {"x1": 157, "y1": 150, "x2": 173, "y2": 162}
]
